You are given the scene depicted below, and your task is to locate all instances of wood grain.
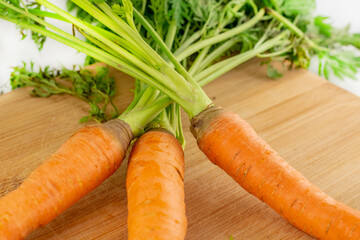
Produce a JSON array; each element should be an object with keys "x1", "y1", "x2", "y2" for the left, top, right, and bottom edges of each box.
[{"x1": 1, "y1": 59, "x2": 359, "y2": 239}]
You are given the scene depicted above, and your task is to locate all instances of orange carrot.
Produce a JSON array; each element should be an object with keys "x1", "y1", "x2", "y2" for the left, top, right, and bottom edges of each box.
[
  {"x1": 126, "y1": 130, "x2": 187, "y2": 240},
  {"x1": 0, "y1": 119, "x2": 132, "y2": 240},
  {"x1": 191, "y1": 106, "x2": 360, "y2": 240}
]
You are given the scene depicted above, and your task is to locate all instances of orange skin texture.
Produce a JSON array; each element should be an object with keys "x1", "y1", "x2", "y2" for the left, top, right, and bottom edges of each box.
[
  {"x1": 195, "y1": 110, "x2": 360, "y2": 240},
  {"x1": 126, "y1": 130, "x2": 187, "y2": 240},
  {"x1": 0, "y1": 121, "x2": 130, "y2": 240}
]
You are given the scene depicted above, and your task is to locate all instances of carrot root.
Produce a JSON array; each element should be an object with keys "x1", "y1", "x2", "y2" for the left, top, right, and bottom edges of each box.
[
  {"x1": 191, "y1": 106, "x2": 360, "y2": 240},
  {"x1": 0, "y1": 119, "x2": 132, "y2": 239},
  {"x1": 126, "y1": 130, "x2": 187, "y2": 240}
]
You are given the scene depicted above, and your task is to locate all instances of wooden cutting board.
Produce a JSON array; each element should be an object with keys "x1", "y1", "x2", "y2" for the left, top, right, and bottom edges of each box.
[{"x1": 1, "y1": 59, "x2": 360, "y2": 239}]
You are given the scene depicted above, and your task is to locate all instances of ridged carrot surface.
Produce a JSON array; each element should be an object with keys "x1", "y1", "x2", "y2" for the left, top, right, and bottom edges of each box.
[
  {"x1": 0, "y1": 119, "x2": 132, "y2": 240},
  {"x1": 191, "y1": 107, "x2": 360, "y2": 240},
  {"x1": 126, "y1": 130, "x2": 187, "y2": 240}
]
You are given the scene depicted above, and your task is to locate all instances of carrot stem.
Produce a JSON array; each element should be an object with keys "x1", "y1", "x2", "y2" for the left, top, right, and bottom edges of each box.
[{"x1": 174, "y1": 8, "x2": 265, "y2": 61}]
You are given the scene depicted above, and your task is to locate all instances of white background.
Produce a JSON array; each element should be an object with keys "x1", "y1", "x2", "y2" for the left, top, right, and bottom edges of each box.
[{"x1": 0, "y1": 0, "x2": 360, "y2": 94}]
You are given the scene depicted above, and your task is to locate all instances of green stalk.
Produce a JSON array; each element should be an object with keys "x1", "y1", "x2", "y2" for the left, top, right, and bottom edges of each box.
[
  {"x1": 95, "y1": 1, "x2": 158, "y2": 58},
  {"x1": 196, "y1": 38, "x2": 238, "y2": 74},
  {"x1": 127, "y1": 10, "x2": 189, "y2": 144},
  {"x1": 153, "y1": 27, "x2": 186, "y2": 146},
  {"x1": 254, "y1": 19, "x2": 276, "y2": 49},
  {"x1": 189, "y1": 4, "x2": 243, "y2": 76},
  {"x1": 90, "y1": 1, "x2": 157, "y2": 65},
  {"x1": 126, "y1": 32, "x2": 289, "y2": 137},
  {"x1": 132, "y1": 87, "x2": 160, "y2": 110},
  {"x1": 218, "y1": 2, "x2": 245, "y2": 29},
  {"x1": 136, "y1": 0, "x2": 147, "y2": 31},
  {"x1": 121, "y1": 82, "x2": 147, "y2": 116},
  {"x1": 145, "y1": 111, "x2": 173, "y2": 135},
  {"x1": 169, "y1": 103, "x2": 177, "y2": 135},
  {"x1": 89, "y1": 27, "x2": 156, "y2": 64},
  {"x1": 35, "y1": 0, "x2": 203, "y2": 111},
  {"x1": 266, "y1": 8, "x2": 330, "y2": 53},
  {"x1": 130, "y1": 30, "x2": 290, "y2": 138},
  {"x1": 120, "y1": 95, "x2": 172, "y2": 136},
  {"x1": 247, "y1": 0, "x2": 258, "y2": 14},
  {"x1": 28, "y1": 9, "x2": 68, "y2": 21},
  {"x1": 132, "y1": 17, "x2": 184, "y2": 145},
  {"x1": 133, "y1": 8, "x2": 196, "y2": 86},
  {"x1": 265, "y1": 8, "x2": 303, "y2": 38},
  {"x1": 19, "y1": 0, "x2": 28, "y2": 11},
  {"x1": 133, "y1": 8, "x2": 212, "y2": 117},
  {"x1": 76, "y1": 1, "x2": 207, "y2": 113},
  {"x1": 78, "y1": 28, "x2": 125, "y2": 60},
  {"x1": 6, "y1": 15, "x2": 198, "y2": 117},
  {"x1": 196, "y1": 31, "x2": 290, "y2": 86},
  {"x1": 175, "y1": 30, "x2": 202, "y2": 56},
  {"x1": 174, "y1": 105, "x2": 185, "y2": 148},
  {"x1": 175, "y1": 8, "x2": 265, "y2": 61},
  {"x1": 179, "y1": 22, "x2": 191, "y2": 45},
  {"x1": 164, "y1": 20, "x2": 177, "y2": 52},
  {"x1": 28, "y1": 9, "x2": 133, "y2": 51},
  {"x1": 51, "y1": 0, "x2": 153, "y2": 66},
  {"x1": 257, "y1": 44, "x2": 293, "y2": 58},
  {"x1": 188, "y1": 47, "x2": 209, "y2": 76},
  {"x1": 0, "y1": 15, "x2": 116, "y2": 69},
  {"x1": 36, "y1": 0, "x2": 165, "y2": 84}
]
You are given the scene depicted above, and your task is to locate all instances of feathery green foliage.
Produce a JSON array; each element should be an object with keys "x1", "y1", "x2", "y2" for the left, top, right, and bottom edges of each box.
[
  {"x1": 1, "y1": 0, "x2": 46, "y2": 49},
  {"x1": 11, "y1": 62, "x2": 118, "y2": 123}
]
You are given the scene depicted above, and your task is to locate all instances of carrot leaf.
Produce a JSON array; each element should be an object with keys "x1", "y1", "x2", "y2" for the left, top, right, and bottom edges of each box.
[
  {"x1": 10, "y1": 62, "x2": 119, "y2": 122},
  {"x1": 267, "y1": 64, "x2": 283, "y2": 79},
  {"x1": 1, "y1": 0, "x2": 46, "y2": 50}
]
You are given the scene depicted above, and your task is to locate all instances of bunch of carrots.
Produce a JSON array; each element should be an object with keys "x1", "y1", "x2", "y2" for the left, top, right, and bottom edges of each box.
[{"x1": 1, "y1": 0, "x2": 360, "y2": 239}]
